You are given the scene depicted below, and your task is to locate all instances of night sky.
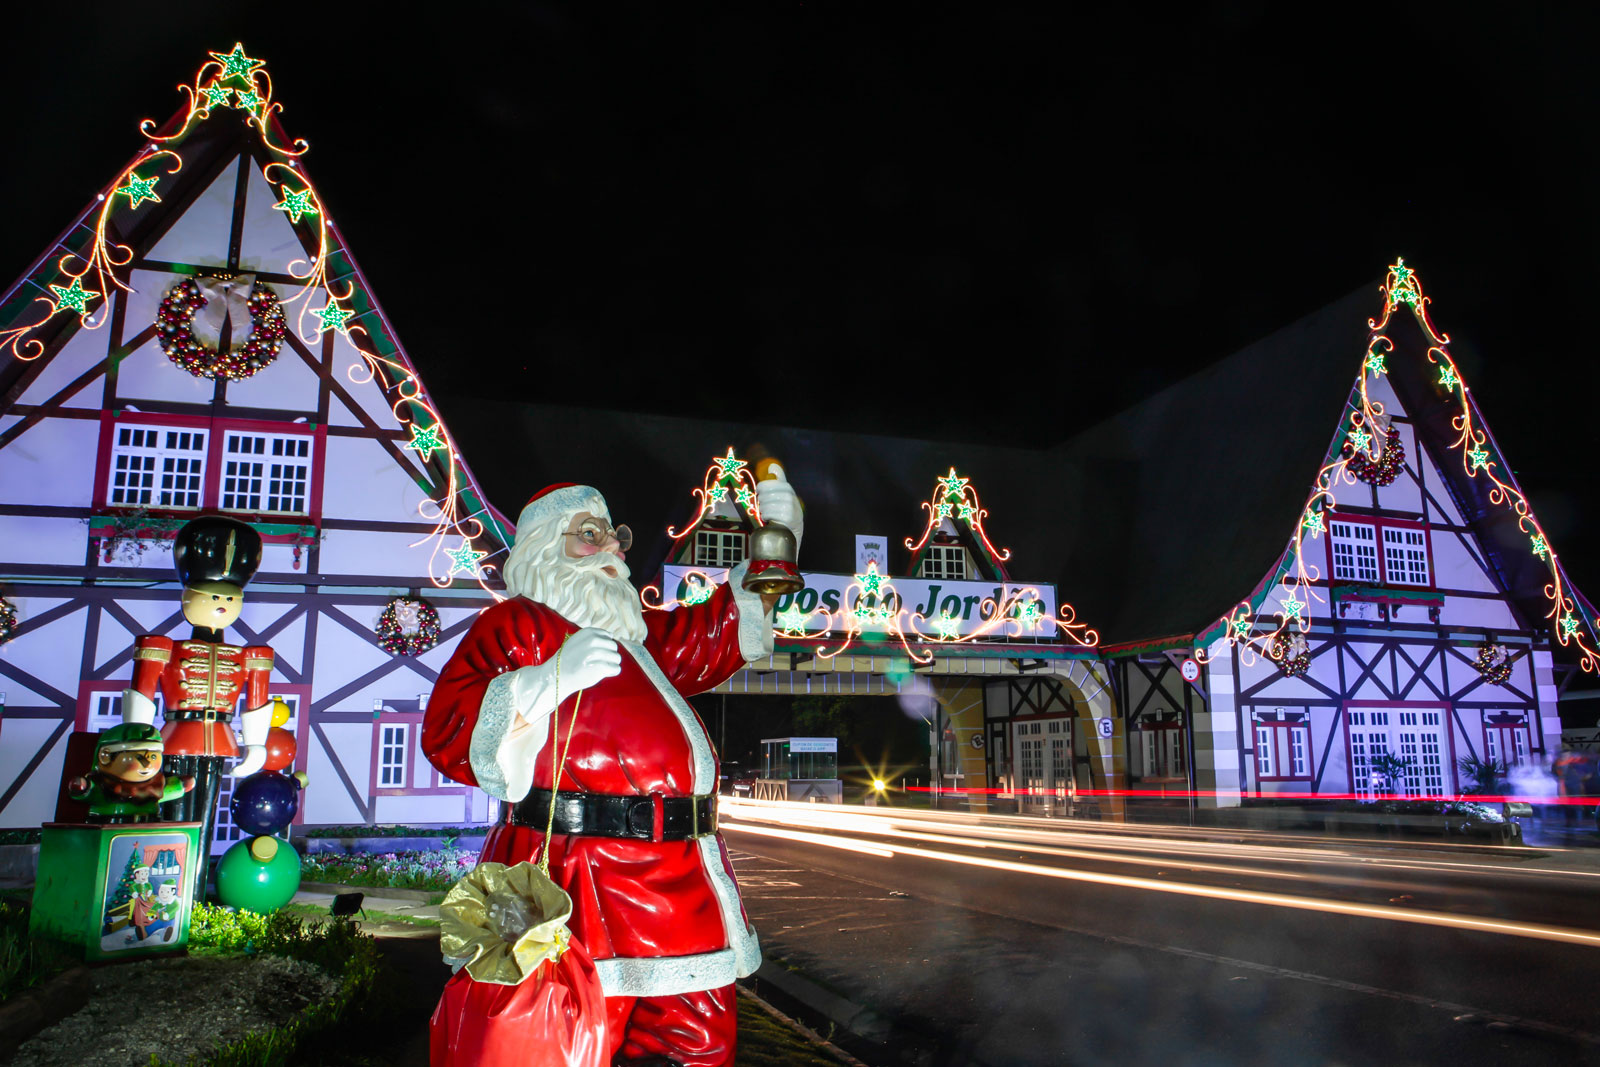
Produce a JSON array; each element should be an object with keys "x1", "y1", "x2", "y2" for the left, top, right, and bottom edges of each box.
[{"x1": 5, "y1": 5, "x2": 1600, "y2": 585}]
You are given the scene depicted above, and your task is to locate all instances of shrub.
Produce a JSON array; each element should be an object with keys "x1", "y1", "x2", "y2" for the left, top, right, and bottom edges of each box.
[
  {"x1": 0, "y1": 901, "x2": 75, "y2": 1003},
  {"x1": 301, "y1": 847, "x2": 478, "y2": 891}
]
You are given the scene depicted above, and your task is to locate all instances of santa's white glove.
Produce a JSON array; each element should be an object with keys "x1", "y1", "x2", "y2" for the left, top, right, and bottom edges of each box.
[
  {"x1": 554, "y1": 628, "x2": 623, "y2": 698},
  {"x1": 755, "y1": 464, "x2": 803, "y2": 552},
  {"x1": 121, "y1": 689, "x2": 157, "y2": 727},
  {"x1": 230, "y1": 702, "x2": 271, "y2": 778}
]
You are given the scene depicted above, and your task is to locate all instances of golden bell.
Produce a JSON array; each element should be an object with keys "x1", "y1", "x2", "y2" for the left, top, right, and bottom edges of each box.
[{"x1": 743, "y1": 522, "x2": 804, "y2": 595}]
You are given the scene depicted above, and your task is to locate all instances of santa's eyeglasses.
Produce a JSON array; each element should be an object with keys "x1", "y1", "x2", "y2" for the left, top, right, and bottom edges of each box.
[{"x1": 564, "y1": 521, "x2": 632, "y2": 552}]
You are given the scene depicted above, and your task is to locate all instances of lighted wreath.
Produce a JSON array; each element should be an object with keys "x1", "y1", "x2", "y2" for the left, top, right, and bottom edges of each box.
[
  {"x1": 377, "y1": 597, "x2": 441, "y2": 656},
  {"x1": 1268, "y1": 630, "x2": 1310, "y2": 677},
  {"x1": 1474, "y1": 643, "x2": 1512, "y2": 686},
  {"x1": 1344, "y1": 428, "x2": 1405, "y2": 487},
  {"x1": 0, "y1": 595, "x2": 17, "y2": 646},
  {"x1": 156, "y1": 274, "x2": 286, "y2": 381}
]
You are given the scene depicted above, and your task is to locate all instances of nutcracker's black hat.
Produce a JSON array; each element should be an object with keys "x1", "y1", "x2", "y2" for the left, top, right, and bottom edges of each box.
[{"x1": 173, "y1": 517, "x2": 262, "y2": 590}]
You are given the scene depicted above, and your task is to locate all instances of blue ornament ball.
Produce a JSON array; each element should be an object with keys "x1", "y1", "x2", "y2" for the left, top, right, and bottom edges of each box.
[{"x1": 230, "y1": 770, "x2": 300, "y2": 836}]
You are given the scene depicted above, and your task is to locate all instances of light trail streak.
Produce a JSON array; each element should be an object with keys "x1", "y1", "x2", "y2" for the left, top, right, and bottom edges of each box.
[{"x1": 722, "y1": 817, "x2": 1600, "y2": 949}]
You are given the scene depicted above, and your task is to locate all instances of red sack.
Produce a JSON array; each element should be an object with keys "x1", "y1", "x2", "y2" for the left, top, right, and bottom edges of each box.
[{"x1": 429, "y1": 933, "x2": 608, "y2": 1067}]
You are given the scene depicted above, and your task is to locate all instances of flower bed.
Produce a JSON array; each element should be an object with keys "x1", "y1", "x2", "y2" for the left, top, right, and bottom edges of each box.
[{"x1": 301, "y1": 847, "x2": 479, "y2": 892}]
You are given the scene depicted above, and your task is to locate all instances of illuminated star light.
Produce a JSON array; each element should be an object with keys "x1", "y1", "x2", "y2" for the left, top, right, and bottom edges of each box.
[
  {"x1": 234, "y1": 89, "x2": 263, "y2": 113},
  {"x1": 407, "y1": 422, "x2": 446, "y2": 458},
  {"x1": 775, "y1": 605, "x2": 810, "y2": 635},
  {"x1": 274, "y1": 187, "x2": 317, "y2": 224},
  {"x1": 50, "y1": 277, "x2": 99, "y2": 316},
  {"x1": 1438, "y1": 364, "x2": 1460, "y2": 391},
  {"x1": 1364, "y1": 348, "x2": 1387, "y2": 376},
  {"x1": 938, "y1": 467, "x2": 969, "y2": 500},
  {"x1": 1280, "y1": 594, "x2": 1305, "y2": 620},
  {"x1": 933, "y1": 612, "x2": 962, "y2": 641},
  {"x1": 446, "y1": 540, "x2": 486, "y2": 577},
  {"x1": 315, "y1": 300, "x2": 354, "y2": 334},
  {"x1": 956, "y1": 502, "x2": 977, "y2": 523},
  {"x1": 1561, "y1": 614, "x2": 1581, "y2": 639},
  {"x1": 734, "y1": 487, "x2": 756, "y2": 512},
  {"x1": 1531, "y1": 534, "x2": 1549, "y2": 560},
  {"x1": 1016, "y1": 599, "x2": 1044, "y2": 630},
  {"x1": 1347, "y1": 427, "x2": 1372, "y2": 454},
  {"x1": 117, "y1": 173, "x2": 161, "y2": 209},
  {"x1": 713, "y1": 448, "x2": 746, "y2": 480},
  {"x1": 855, "y1": 561, "x2": 885, "y2": 595},
  {"x1": 1302, "y1": 510, "x2": 1325, "y2": 537},
  {"x1": 708, "y1": 485, "x2": 728, "y2": 503},
  {"x1": 201, "y1": 83, "x2": 234, "y2": 109},
  {"x1": 1230, "y1": 615, "x2": 1252, "y2": 641},
  {"x1": 211, "y1": 43, "x2": 265, "y2": 82},
  {"x1": 934, "y1": 502, "x2": 952, "y2": 521},
  {"x1": 1467, "y1": 446, "x2": 1490, "y2": 471}
]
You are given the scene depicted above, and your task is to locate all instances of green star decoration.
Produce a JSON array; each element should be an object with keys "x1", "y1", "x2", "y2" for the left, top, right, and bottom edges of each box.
[
  {"x1": 855, "y1": 562, "x2": 885, "y2": 595},
  {"x1": 1347, "y1": 427, "x2": 1372, "y2": 454},
  {"x1": 234, "y1": 89, "x2": 263, "y2": 113},
  {"x1": 713, "y1": 448, "x2": 746, "y2": 480},
  {"x1": 211, "y1": 43, "x2": 265, "y2": 82},
  {"x1": 734, "y1": 487, "x2": 756, "y2": 512},
  {"x1": 933, "y1": 612, "x2": 962, "y2": 641},
  {"x1": 1364, "y1": 347, "x2": 1387, "y2": 376},
  {"x1": 315, "y1": 300, "x2": 354, "y2": 334},
  {"x1": 956, "y1": 503, "x2": 977, "y2": 523},
  {"x1": 1281, "y1": 594, "x2": 1305, "y2": 620},
  {"x1": 1302, "y1": 510, "x2": 1325, "y2": 538},
  {"x1": 407, "y1": 423, "x2": 446, "y2": 457},
  {"x1": 1561, "y1": 613, "x2": 1581, "y2": 639},
  {"x1": 1438, "y1": 364, "x2": 1460, "y2": 391},
  {"x1": 1391, "y1": 258, "x2": 1412, "y2": 285},
  {"x1": 1230, "y1": 614, "x2": 1252, "y2": 640},
  {"x1": 274, "y1": 187, "x2": 318, "y2": 224},
  {"x1": 708, "y1": 485, "x2": 727, "y2": 503},
  {"x1": 117, "y1": 173, "x2": 161, "y2": 209},
  {"x1": 50, "y1": 276, "x2": 98, "y2": 316},
  {"x1": 934, "y1": 502, "x2": 952, "y2": 521},
  {"x1": 1016, "y1": 599, "x2": 1044, "y2": 630},
  {"x1": 938, "y1": 467, "x2": 969, "y2": 500},
  {"x1": 1467, "y1": 445, "x2": 1490, "y2": 470},
  {"x1": 446, "y1": 540, "x2": 486, "y2": 578},
  {"x1": 1531, "y1": 534, "x2": 1549, "y2": 560},
  {"x1": 776, "y1": 605, "x2": 809, "y2": 635},
  {"x1": 201, "y1": 83, "x2": 234, "y2": 109}
]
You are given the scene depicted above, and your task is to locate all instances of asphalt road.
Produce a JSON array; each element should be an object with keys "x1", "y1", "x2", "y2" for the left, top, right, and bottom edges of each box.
[{"x1": 721, "y1": 801, "x2": 1600, "y2": 1067}]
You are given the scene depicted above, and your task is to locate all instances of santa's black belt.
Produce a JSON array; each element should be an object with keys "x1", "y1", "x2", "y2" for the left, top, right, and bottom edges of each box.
[
  {"x1": 167, "y1": 708, "x2": 233, "y2": 722},
  {"x1": 509, "y1": 788, "x2": 717, "y2": 842}
]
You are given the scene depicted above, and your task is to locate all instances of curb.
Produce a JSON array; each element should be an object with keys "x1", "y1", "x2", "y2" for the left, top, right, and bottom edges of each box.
[
  {"x1": 0, "y1": 966, "x2": 90, "y2": 1063},
  {"x1": 735, "y1": 982, "x2": 871, "y2": 1067},
  {"x1": 297, "y1": 881, "x2": 442, "y2": 903},
  {"x1": 750, "y1": 959, "x2": 890, "y2": 1043}
]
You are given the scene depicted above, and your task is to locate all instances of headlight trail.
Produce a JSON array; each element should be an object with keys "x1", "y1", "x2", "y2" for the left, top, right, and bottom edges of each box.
[{"x1": 722, "y1": 816, "x2": 1600, "y2": 949}]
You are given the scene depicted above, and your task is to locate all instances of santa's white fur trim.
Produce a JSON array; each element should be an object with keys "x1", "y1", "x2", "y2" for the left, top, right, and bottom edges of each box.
[
  {"x1": 728, "y1": 560, "x2": 775, "y2": 662},
  {"x1": 516, "y1": 485, "x2": 605, "y2": 540},
  {"x1": 469, "y1": 669, "x2": 554, "y2": 802}
]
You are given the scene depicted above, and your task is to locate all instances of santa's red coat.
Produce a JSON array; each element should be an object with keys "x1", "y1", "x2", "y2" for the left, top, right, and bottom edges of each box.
[{"x1": 422, "y1": 582, "x2": 763, "y2": 997}]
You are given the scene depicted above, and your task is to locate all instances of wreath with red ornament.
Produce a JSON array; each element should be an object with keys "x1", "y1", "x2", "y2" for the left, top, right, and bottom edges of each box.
[
  {"x1": 1344, "y1": 428, "x2": 1405, "y2": 487},
  {"x1": 0, "y1": 595, "x2": 17, "y2": 646},
  {"x1": 1474, "y1": 643, "x2": 1512, "y2": 686},
  {"x1": 1268, "y1": 630, "x2": 1310, "y2": 677},
  {"x1": 156, "y1": 275, "x2": 286, "y2": 381},
  {"x1": 376, "y1": 597, "x2": 441, "y2": 656}
]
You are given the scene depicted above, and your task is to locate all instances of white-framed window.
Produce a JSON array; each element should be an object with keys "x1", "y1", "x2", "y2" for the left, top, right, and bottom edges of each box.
[
  {"x1": 379, "y1": 723, "x2": 409, "y2": 787},
  {"x1": 693, "y1": 529, "x2": 745, "y2": 568},
  {"x1": 921, "y1": 544, "x2": 968, "y2": 581},
  {"x1": 221, "y1": 432, "x2": 312, "y2": 514},
  {"x1": 1138, "y1": 723, "x2": 1187, "y2": 780},
  {"x1": 1383, "y1": 527, "x2": 1430, "y2": 586},
  {"x1": 1255, "y1": 726, "x2": 1274, "y2": 777},
  {"x1": 1012, "y1": 718, "x2": 1070, "y2": 795},
  {"x1": 1329, "y1": 521, "x2": 1379, "y2": 583},
  {"x1": 108, "y1": 425, "x2": 207, "y2": 508},
  {"x1": 1485, "y1": 716, "x2": 1531, "y2": 767},
  {"x1": 1349, "y1": 707, "x2": 1446, "y2": 797}
]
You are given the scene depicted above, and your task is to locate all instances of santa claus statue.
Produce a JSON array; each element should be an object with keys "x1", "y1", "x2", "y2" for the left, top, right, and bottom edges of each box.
[{"x1": 423, "y1": 472, "x2": 800, "y2": 1067}]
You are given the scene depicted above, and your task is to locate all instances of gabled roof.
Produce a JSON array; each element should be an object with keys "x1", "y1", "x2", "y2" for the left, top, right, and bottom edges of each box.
[{"x1": 0, "y1": 44, "x2": 510, "y2": 591}]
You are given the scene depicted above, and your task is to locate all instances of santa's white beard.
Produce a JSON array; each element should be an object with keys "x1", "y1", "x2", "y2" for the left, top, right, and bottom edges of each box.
[{"x1": 503, "y1": 524, "x2": 648, "y2": 642}]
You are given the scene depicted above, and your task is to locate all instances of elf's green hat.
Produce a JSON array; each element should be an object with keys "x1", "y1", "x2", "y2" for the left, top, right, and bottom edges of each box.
[{"x1": 96, "y1": 722, "x2": 164, "y2": 756}]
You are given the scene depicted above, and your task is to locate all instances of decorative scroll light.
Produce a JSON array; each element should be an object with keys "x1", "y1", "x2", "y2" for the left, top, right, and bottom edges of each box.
[{"x1": 1206, "y1": 259, "x2": 1600, "y2": 674}]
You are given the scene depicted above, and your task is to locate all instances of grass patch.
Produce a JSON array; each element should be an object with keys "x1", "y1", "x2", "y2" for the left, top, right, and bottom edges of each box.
[
  {"x1": 303, "y1": 825, "x2": 488, "y2": 839},
  {"x1": 279, "y1": 902, "x2": 440, "y2": 929},
  {"x1": 0, "y1": 901, "x2": 76, "y2": 1004},
  {"x1": 736, "y1": 992, "x2": 850, "y2": 1066}
]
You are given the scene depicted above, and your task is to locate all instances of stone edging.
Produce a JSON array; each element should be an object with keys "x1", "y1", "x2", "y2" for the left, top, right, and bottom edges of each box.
[{"x1": 0, "y1": 966, "x2": 91, "y2": 1064}]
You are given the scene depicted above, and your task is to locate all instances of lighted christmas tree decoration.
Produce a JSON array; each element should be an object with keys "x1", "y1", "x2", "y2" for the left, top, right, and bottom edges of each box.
[
  {"x1": 446, "y1": 540, "x2": 487, "y2": 578},
  {"x1": 116, "y1": 173, "x2": 161, "y2": 209},
  {"x1": 274, "y1": 186, "x2": 318, "y2": 224},
  {"x1": 408, "y1": 422, "x2": 447, "y2": 458},
  {"x1": 211, "y1": 42, "x2": 265, "y2": 82},
  {"x1": 49, "y1": 276, "x2": 99, "y2": 317}
]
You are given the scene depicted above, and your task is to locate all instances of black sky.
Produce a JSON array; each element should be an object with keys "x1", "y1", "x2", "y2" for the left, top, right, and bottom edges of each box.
[{"x1": 4, "y1": 3, "x2": 1600, "y2": 580}]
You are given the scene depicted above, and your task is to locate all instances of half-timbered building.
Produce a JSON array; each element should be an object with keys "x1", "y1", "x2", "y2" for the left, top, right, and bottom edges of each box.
[{"x1": 0, "y1": 48, "x2": 510, "y2": 845}]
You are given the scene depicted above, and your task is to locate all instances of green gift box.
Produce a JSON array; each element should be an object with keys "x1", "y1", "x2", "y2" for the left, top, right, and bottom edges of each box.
[{"x1": 30, "y1": 822, "x2": 204, "y2": 962}]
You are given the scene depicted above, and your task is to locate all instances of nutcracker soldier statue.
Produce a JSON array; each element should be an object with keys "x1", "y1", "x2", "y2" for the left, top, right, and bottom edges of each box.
[{"x1": 120, "y1": 517, "x2": 274, "y2": 903}]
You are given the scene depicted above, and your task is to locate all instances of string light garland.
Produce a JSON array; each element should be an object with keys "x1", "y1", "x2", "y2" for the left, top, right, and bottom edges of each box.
[
  {"x1": 376, "y1": 598, "x2": 442, "y2": 657},
  {"x1": 155, "y1": 277, "x2": 286, "y2": 380},
  {"x1": 1204, "y1": 259, "x2": 1600, "y2": 675}
]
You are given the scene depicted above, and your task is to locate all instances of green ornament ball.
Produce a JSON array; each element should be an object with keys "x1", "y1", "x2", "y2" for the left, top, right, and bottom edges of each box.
[{"x1": 216, "y1": 835, "x2": 301, "y2": 914}]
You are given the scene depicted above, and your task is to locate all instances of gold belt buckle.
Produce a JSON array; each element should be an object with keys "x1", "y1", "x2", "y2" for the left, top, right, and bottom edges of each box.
[{"x1": 691, "y1": 797, "x2": 699, "y2": 838}]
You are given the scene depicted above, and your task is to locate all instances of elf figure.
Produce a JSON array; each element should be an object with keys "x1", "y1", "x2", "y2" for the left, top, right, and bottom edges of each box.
[
  {"x1": 67, "y1": 723, "x2": 194, "y2": 823},
  {"x1": 121, "y1": 517, "x2": 275, "y2": 901},
  {"x1": 141, "y1": 880, "x2": 182, "y2": 943}
]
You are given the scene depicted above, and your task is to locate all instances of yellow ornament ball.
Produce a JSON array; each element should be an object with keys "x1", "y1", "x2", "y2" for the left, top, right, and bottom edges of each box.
[{"x1": 269, "y1": 697, "x2": 292, "y2": 728}]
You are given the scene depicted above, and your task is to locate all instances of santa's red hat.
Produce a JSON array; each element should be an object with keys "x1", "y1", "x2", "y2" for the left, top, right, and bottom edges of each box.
[{"x1": 516, "y1": 483, "x2": 607, "y2": 538}]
